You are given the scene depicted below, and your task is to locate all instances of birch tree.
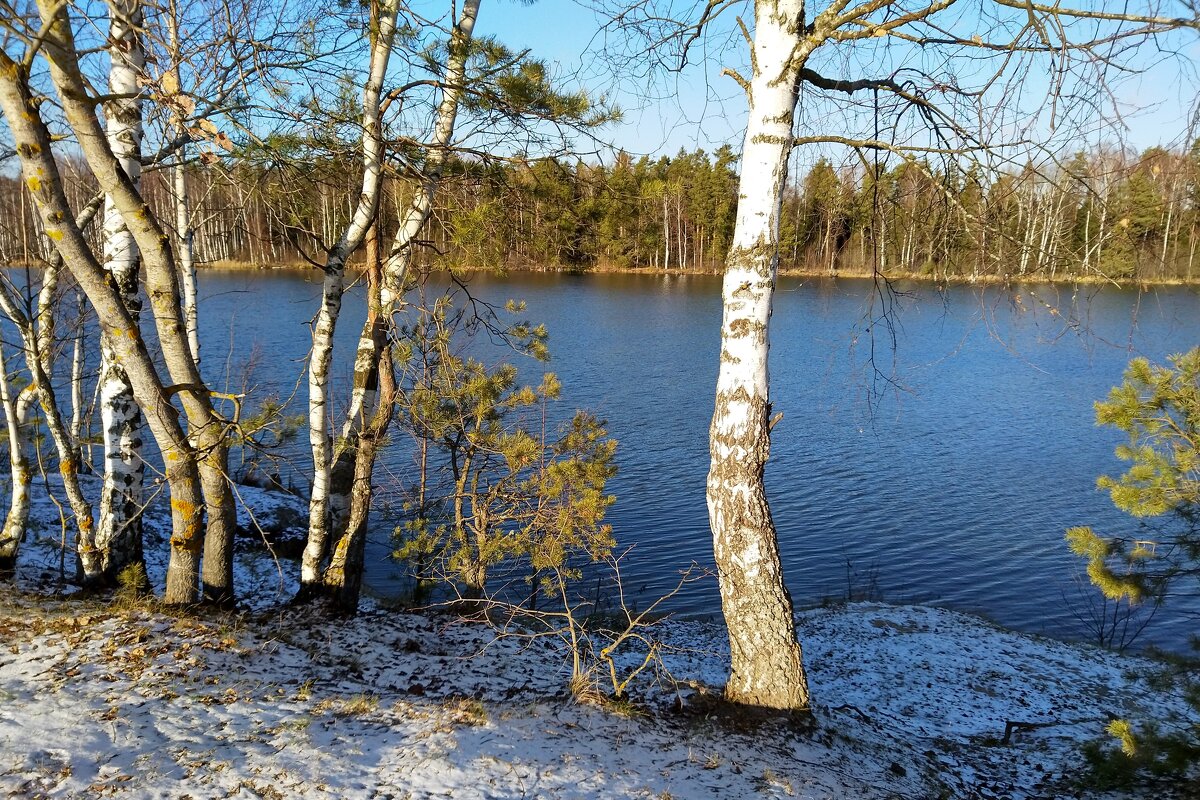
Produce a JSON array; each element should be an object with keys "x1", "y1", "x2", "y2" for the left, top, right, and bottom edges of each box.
[
  {"x1": 315, "y1": 0, "x2": 482, "y2": 613},
  {"x1": 94, "y1": 0, "x2": 149, "y2": 586},
  {"x1": 301, "y1": 0, "x2": 401, "y2": 601},
  {"x1": 0, "y1": 0, "x2": 254, "y2": 604},
  {"x1": 703, "y1": 0, "x2": 811, "y2": 710},
  {"x1": 605, "y1": 0, "x2": 1196, "y2": 710}
]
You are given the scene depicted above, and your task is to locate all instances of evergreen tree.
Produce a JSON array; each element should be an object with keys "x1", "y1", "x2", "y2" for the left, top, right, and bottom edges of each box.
[
  {"x1": 1068, "y1": 349, "x2": 1200, "y2": 789},
  {"x1": 393, "y1": 296, "x2": 617, "y2": 606}
]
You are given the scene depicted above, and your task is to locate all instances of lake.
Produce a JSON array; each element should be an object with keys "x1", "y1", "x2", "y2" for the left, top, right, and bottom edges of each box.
[{"x1": 190, "y1": 269, "x2": 1199, "y2": 651}]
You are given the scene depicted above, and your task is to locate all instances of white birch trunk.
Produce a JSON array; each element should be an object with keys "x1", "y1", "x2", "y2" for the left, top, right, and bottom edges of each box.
[
  {"x1": 0, "y1": 341, "x2": 29, "y2": 576},
  {"x1": 1161, "y1": 178, "x2": 1176, "y2": 274},
  {"x1": 1081, "y1": 203, "x2": 1093, "y2": 274},
  {"x1": 707, "y1": 0, "x2": 809, "y2": 711},
  {"x1": 319, "y1": 0, "x2": 481, "y2": 612},
  {"x1": 678, "y1": 195, "x2": 686, "y2": 269},
  {"x1": 95, "y1": 0, "x2": 147, "y2": 584},
  {"x1": 302, "y1": 0, "x2": 400, "y2": 591},
  {"x1": 1095, "y1": 178, "x2": 1111, "y2": 270},
  {"x1": 1036, "y1": 191, "x2": 1054, "y2": 275},
  {"x1": 166, "y1": 2, "x2": 199, "y2": 365},
  {"x1": 175, "y1": 160, "x2": 199, "y2": 364},
  {"x1": 71, "y1": 289, "x2": 89, "y2": 470},
  {"x1": 662, "y1": 194, "x2": 670, "y2": 269}
]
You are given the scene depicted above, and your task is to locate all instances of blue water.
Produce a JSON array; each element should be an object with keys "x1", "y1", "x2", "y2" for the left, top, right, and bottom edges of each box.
[{"x1": 188, "y1": 270, "x2": 1198, "y2": 651}]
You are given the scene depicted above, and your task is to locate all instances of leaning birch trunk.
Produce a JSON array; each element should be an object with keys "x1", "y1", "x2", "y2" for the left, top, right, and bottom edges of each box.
[
  {"x1": 300, "y1": 0, "x2": 400, "y2": 598},
  {"x1": 0, "y1": 51, "x2": 208, "y2": 604},
  {"x1": 32, "y1": 255, "x2": 98, "y2": 572},
  {"x1": 319, "y1": 0, "x2": 481, "y2": 612},
  {"x1": 0, "y1": 341, "x2": 30, "y2": 577},
  {"x1": 379, "y1": 0, "x2": 479, "y2": 310},
  {"x1": 322, "y1": 242, "x2": 396, "y2": 614},
  {"x1": 31, "y1": 0, "x2": 238, "y2": 604},
  {"x1": 707, "y1": 0, "x2": 810, "y2": 711},
  {"x1": 95, "y1": 0, "x2": 148, "y2": 585}
]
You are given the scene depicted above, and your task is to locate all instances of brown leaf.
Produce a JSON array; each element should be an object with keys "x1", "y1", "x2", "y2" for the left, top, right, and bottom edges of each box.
[{"x1": 172, "y1": 94, "x2": 196, "y2": 117}]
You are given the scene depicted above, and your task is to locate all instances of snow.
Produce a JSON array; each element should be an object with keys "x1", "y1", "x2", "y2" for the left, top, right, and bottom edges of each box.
[{"x1": 0, "y1": 476, "x2": 1194, "y2": 798}]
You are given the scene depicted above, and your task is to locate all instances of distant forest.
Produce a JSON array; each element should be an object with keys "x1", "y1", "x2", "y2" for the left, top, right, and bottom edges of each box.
[{"x1": 3, "y1": 142, "x2": 1198, "y2": 282}]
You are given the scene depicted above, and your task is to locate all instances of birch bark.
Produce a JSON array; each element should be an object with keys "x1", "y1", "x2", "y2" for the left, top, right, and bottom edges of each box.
[
  {"x1": 322, "y1": 234, "x2": 396, "y2": 614},
  {"x1": 301, "y1": 0, "x2": 400, "y2": 596},
  {"x1": 0, "y1": 340, "x2": 29, "y2": 577},
  {"x1": 96, "y1": 0, "x2": 148, "y2": 585},
  {"x1": 317, "y1": 0, "x2": 481, "y2": 612},
  {"x1": 31, "y1": 0, "x2": 238, "y2": 603},
  {"x1": 707, "y1": 0, "x2": 811, "y2": 711},
  {"x1": 70, "y1": 290, "x2": 89, "y2": 471},
  {"x1": 0, "y1": 53, "x2": 206, "y2": 602}
]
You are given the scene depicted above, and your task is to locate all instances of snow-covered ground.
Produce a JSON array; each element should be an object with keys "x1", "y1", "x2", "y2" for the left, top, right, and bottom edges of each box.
[{"x1": 0, "y1": 476, "x2": 1193, "y2": 798}]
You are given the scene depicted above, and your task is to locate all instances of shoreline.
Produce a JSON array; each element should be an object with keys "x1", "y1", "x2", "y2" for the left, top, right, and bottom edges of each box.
[
  {"x1": 140, "y1": 260, "x2": 1200, "y2": 289},
  {"x1": 4, "y1": 258, "x2": 1197, "y2": 289},
  {"x1": 17, "y1": 471, "x2": 1188, "y2": 660}
]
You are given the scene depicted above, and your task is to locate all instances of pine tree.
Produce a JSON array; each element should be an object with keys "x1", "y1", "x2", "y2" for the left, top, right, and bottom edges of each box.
[
  {"x1": 1068, "y1": 348, "x2": 1200, "y2": 789},
  {"x1": 393, "y1": 296, "x2": 617, "y2": 607}
]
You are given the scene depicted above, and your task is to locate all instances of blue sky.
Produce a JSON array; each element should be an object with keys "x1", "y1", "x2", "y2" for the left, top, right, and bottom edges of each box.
[
  {"x1": 483, "y1": 1, "x2": 748, "y2": 159},
  {"x1": 481, "y1": 1, "x2": 1199, "y2": 164}
]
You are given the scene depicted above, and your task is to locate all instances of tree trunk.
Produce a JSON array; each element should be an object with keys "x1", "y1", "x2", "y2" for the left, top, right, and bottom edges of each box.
[
  {"x1": 322, "y1": 222, "x2": 393, "y2": 614},
  {"x1": 301, "y1": 0, "x2": 400, "y2": 597},
  {"x1": 1188, "y1": 223, "x2": 1197, "y2": 280},
  {"x1": 171, "y1": 117, "x2": 200, "y2": 363},
  {"x1": 70, "y1": 290, "x2": 90, "y2": 472},
  {"x1": 380, "y1": 0, "x2": 480, "y2": 307},
  {"x1": 323, "y1": 328, "x2": 395, "y2": 614},
  {"x1": 1161, "y1": 179, "x2": 1176, "y2": 275},
  {"x1": 316, "y1": 0, "x2": 482, "y2": 612},
  {"x1": 95, "y1": 0, "x2": 148, "y2": 585},
  {"x1": 0, "y1": 341, "x2": 30, "y2": 578},
  {"x1": 7, "y1": 17, "x2": 209, "y2": 606},
  {"x1": 663, "y1": 193, "x2": 670, "y2": 269},
  {"x1": 707, "y1": 0, "x2": 809, "y2": 712}
]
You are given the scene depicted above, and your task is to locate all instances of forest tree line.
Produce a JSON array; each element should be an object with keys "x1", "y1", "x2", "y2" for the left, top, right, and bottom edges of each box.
[{"x1": 4, "y1": 143, "x2": 1198, "y2": 282}]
